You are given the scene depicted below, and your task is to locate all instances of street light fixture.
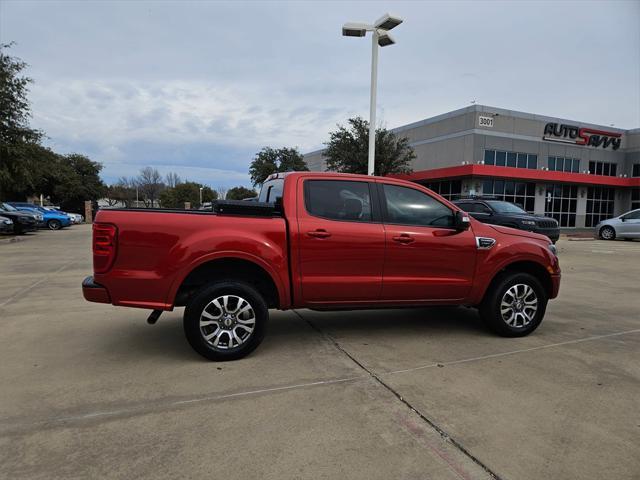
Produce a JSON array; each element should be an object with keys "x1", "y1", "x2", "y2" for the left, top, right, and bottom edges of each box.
[{"x1": 342, "y1": 13, "x2": 403, "y2": 176}]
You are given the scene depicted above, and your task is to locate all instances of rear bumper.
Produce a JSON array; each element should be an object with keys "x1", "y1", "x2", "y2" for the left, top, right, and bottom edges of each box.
[{"x1": 82, "y1": 276, "x2": 111, "y2": 303}]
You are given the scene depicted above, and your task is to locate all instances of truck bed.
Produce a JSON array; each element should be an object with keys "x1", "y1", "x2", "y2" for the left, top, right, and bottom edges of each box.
[{"x1": 92, "y1": 207, "x2": 290, "y2": 311}]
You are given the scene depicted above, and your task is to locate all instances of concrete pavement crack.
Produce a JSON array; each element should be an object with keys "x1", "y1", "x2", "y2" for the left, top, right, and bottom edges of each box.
[{"x1": 293, "y1": 309, "x2": 502, "y2": 480}]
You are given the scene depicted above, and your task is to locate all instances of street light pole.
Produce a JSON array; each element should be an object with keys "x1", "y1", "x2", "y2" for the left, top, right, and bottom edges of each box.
[
  {"x1": 368, "y1": 30, "x2": 379, "y2": 176},
  {"x1": 199, "y1": 187, "x2": 203, "y2": 205},
  {"x1": 342, "y1": 13, "x2": 403, "y2": 176}
]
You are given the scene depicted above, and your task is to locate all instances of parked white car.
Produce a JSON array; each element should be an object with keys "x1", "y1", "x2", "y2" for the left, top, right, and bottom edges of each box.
[
  {"x1": 67, "y1": 213, "x2": 84, "y2": 224},
  {"x1": 596, "y1": 209, "x2": 640, "y2": 240},
  {"x1": 43, "y1": 206, "x2": 83, "y2": 224}
]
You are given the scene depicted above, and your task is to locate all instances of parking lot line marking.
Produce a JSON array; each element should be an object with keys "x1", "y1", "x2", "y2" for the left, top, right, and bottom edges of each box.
[
  {"x1": 0, "y1": 259, "x2": 77, "y2": 308},
  {"x1": 0, "y1": 375, "x2": 365, "y2": 433},
  {"x1": 293, "y1": 310, "x2": 500, "y2": 480},
  {"x1": 382, "y1": 328, "x2": 640, "y2": 376}
]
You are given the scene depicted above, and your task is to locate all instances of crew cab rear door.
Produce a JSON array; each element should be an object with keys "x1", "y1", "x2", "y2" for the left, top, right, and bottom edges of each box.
[
  {"x1": 295, "y1": 177, "x2": 385, "y2": 304},
  {"x1": 378, "y1": 181, "x2": 477, "y2": 301}
]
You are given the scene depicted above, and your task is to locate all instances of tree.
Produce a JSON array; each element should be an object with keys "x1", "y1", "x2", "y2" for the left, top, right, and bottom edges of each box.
[
  {"x1": 226, "y1": 186, "x2": 257, "y2": 200},
  {"x1": 52, "y1": 154, "x2": 106, "y2": 213},
  {"x1": 165, "y1": 172, "x2": 181, "y2": 188},
  {"x1": 137, "y1": 167, "x2": 164, "y2": 207},
  {"x1": 249, "y1": 147, "x2": 308, "y2": 186},
  {"x1": 324, "y1": 117, "x2": 414, "y2": 176},
  {"x1": 109, "y1": 176, "x2": 138, "y2": 207},
  {"x1": 0, "y1": 43, "x2": 43, "y2": 198},
  {"x1": 159, "y1": 181, "x2": 217, "y2": 208},
  {"x1": 216, "y1": 185, "x2": 227, "y2": 200}
]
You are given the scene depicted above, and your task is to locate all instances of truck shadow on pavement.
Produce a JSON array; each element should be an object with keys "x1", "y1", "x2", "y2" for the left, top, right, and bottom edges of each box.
[{"x1": 115, "y1": 305, "x2": 486, "y2": 362}]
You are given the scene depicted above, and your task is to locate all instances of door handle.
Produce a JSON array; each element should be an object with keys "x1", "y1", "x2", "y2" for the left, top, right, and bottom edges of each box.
[
  {"x1": 307, "y1": 229, "x2": 331, "y2": 238},
  {"x1": 392, "y1": 234, "x2": 415, "y2": 244}
]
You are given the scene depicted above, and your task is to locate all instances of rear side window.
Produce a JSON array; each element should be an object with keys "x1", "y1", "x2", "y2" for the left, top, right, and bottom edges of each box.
[
  {"x1": 258, "y1": 179, "x2": 284, "y2": 203},
  {"x1": 304, "y1": 180, "x2": 373, "y2": 222},
  {"x1": 383, "y1": 184, "x2": 454, "y2": 227}
]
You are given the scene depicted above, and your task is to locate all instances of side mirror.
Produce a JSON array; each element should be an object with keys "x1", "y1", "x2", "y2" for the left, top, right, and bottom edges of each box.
[{"x1": 455, "y1": 210, "x2": 471, "y2": 231}]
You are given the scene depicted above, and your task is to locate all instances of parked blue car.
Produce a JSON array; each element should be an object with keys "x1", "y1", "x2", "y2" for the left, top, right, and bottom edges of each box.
[{"x1": 7, "y1": 203, "x2": 72, "y2": 230}]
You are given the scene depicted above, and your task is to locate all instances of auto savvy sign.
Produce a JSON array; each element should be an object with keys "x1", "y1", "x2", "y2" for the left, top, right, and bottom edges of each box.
[{"x1": 543, "y1": 123, "x2": 621, "y2": 150}]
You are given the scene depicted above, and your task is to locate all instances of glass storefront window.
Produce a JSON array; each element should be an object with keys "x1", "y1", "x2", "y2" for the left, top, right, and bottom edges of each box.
[
  {"x1": 422, "y1": 180, "x2": 462, "y2": 200},
  {"x1": 589, "y1": 161, "x2": 617, "y2": 177},
  {"x1": 548, "y1": 156, "x2": 580, "y2": 173},
  {"x1": 545, "y1": 184, "x2": 578, "y2": 227},
  {"x1": 586, "y1": 187, "x2": 615, "y2": 227},
  {"x1": 632, "y1": 189, "x2": 640, "y2": 210},
  {"x1": 483, "y1": 179, "x2": 536, "y2": 213}
]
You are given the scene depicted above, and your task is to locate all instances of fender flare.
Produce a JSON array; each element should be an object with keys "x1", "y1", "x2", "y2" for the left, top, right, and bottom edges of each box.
[{"x1": 165, "y1": 250, "x2": 289, "y2": 309}]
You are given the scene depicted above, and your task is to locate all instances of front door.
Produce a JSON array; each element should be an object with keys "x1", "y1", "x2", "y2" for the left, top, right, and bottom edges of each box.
[
  {"x1": 619, "y1": 210, "x2": 640, "y2": 238},
  {"x1": 296, "y1": 178, "x2": 385, "y2": 304},
  {"x1": 379, "y1": 182, "x2": 477, "y2": 301}
]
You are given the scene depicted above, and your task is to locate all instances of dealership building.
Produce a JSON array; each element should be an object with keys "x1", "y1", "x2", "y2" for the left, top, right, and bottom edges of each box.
[{"x1": 303, "y1": 105, "x2": 640, "y2": 228}]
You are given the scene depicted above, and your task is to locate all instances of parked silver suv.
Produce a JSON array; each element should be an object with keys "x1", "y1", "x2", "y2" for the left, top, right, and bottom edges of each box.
[{"x1": 596, "y1": 209, "x2": 640, "y2": 240}]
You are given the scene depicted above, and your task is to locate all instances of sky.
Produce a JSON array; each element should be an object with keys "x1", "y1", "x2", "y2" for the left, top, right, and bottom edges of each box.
[{"x1": 1, "y1": 0, "x2": 639, "y2": 188}]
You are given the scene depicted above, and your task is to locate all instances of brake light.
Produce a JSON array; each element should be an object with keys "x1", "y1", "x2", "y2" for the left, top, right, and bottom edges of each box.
[{"x1": 93, "y1": 223, "x2": 117, "y2": 273}]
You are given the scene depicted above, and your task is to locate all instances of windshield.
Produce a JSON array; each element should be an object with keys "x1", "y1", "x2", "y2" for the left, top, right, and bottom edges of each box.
[
  {"x1": 486, "y1": 200, "x2": 527, "y2": 214},
  {"x1": 0, "y1": 202, "x2": 17, "y2": 211}
]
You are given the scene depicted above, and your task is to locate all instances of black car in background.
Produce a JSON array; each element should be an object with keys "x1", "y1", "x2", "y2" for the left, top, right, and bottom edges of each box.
[
  {"x1": 453, "y1": 198, "x2": 560, "y2": 243},
  {"x1": 0, "y1": 215, "x2": 14, "y2": 234},
  {"x1": 0, "y1": 202, "x2": 39, "y2": 234}
]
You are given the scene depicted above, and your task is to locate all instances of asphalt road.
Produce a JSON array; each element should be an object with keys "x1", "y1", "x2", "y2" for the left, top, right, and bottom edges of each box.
[{"x1": 1, "y1": 225, "x2": 638, "y2": 480}]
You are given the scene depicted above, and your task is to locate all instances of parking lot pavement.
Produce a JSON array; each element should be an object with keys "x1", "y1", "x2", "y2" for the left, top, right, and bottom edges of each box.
[{"x1": 1, "y1": 227, "x2": 638, "y2": 479}]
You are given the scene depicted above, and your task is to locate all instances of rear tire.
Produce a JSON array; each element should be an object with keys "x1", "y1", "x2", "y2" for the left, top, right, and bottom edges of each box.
[
  {"x1": 183, "y1": 280, "x2": 268, "y2": 361},
  {"x1": 599, "y1": 226, "x2": 615, "y2": 240},
  {"x1": 480, "y1": 272, "x2": 547, "y2": 337}
]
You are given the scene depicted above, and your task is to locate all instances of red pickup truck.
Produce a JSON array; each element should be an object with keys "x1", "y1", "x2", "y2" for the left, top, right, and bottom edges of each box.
[{"x1": 83, "y1": 172, "x2": 560, "y2": 361}]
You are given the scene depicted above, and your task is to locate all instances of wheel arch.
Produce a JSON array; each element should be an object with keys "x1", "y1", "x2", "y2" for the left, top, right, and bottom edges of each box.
[
  {"x1": 172, "y1": 255, "x2": 285, "y2": 309},
  {"x1": 483, "y1": 260, "x2": 553, "y2": 302}
]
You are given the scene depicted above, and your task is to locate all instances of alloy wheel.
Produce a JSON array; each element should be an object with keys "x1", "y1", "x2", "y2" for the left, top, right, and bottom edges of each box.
[
  {"x1": 199, "y1": 295, "x2": 256, "y2": 350},
  {"x1": 600, "y1": 227, "x2": 614, "y2": 240},
  {"x1": 500, "y1": 284, "x2": 538, "y2": 328}
]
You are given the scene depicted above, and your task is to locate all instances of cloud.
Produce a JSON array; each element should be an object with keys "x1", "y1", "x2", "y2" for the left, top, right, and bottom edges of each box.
[
  {"x1": 30, "y1": 79, "x2": 356, "y2": 185},
  {"x1": 2, "y1": 0, "x2": 638, "y2": 188}
]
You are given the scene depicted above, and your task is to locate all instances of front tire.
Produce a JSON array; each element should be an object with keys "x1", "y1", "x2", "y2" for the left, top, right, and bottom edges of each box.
[
  {"x1": 183, "y1": 280, "x2": 268, "y2": 361},
  {"x1": 47, "y1": 219, "x2": 62, "y2": 230},
  {"x1": 480, "y1": 272, "x2": 547, "y2": 337},
  {"x1": 599, "y1": 226, "x2": 615, "y2": 240}
]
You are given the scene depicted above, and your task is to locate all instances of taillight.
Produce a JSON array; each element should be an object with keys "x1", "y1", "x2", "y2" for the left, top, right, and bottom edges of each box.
[{"x1": 93, "y1": 223, "x2": 117, "y2": 273}]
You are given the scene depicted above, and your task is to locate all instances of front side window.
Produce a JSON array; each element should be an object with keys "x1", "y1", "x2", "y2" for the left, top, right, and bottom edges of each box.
[
  {"x1": 304, "y1": 180, "x2": 372, "y2": 222},
  {"x1": 622, "y1": 210, "x2": 640, "y2": 220},
  {"x1": 476, "y1": 203, "x2": 492, "y2": 214},
  {"x1": 382, "y1": 184, "x2": 454, "y2": 227}
]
